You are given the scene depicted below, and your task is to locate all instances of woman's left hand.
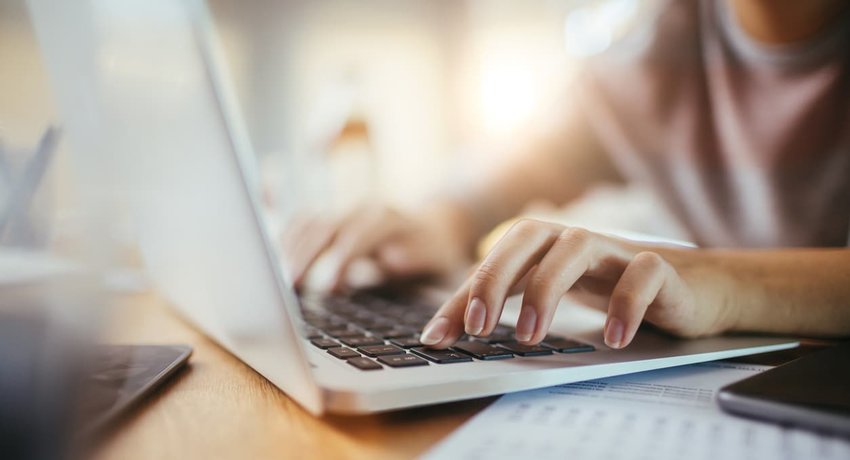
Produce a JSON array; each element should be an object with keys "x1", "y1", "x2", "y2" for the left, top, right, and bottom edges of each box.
[{"x1": 419, "y1": 219, "x2": 736, "y2": 349}]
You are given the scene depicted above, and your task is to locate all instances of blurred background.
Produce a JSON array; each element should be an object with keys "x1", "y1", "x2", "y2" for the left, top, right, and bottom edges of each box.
[
  {"x1": 213, "y1": 0, "x2": 588, "y2": 211},
  {"x1": 1, "y1": 0, "x2": 672, "y2": 247}
]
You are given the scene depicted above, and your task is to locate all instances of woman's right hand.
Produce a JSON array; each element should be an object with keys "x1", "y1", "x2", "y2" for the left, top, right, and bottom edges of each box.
[{"x1": 281, "y1": 204, "x2": 473, "y2": 292}]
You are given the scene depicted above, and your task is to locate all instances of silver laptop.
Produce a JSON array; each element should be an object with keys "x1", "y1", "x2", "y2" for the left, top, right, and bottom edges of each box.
[{"x1": 29, "y1": 0, "x2": 797, "y2": 415}]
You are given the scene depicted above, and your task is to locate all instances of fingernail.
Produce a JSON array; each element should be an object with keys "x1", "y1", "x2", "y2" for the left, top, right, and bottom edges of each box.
[
  {"x1": 421, "y1": 317, "x2": 450, "y2": 345},
  {"x1": 605, "y1": 317, "x2": 624, "y2": 349},
  {"x1": 515, "y1": 306, "x2": 537, "y2": 342},
  {"x1": 465, "y1": 297, "x2": 487, "y2": 335}
]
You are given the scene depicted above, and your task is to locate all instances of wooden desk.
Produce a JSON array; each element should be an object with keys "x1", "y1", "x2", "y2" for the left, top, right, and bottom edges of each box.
[
  {"x1": 94, "y1": 292, "x2": 494, "y2": 460},
  {"x1": 93, "y1": 292, "x2": 821, "y2": 460}
]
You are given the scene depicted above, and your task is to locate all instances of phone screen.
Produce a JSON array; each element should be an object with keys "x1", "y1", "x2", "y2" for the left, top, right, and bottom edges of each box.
[{"x1": 719, "y1": 342, "x2": 850, "y2": 434}]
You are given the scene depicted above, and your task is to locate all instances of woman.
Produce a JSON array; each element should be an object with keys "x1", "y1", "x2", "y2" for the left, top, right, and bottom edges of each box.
[{"x1": 285, "y1": 0, "x2": 850, "y2": 350}]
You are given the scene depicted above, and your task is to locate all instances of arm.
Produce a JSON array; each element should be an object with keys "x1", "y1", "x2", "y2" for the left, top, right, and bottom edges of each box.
[
  {"x1": 435, "y1": 107, "x2": 623, "y2": 256},
  {"x1": 419, "y1": 220, "x2": 850, "y2": 349},
  {"x1": 286, "y1": 103, "x2": 621, "y2": 289},
  {"x1": 689, "y1": 248, "x2": 850, "y2": 337}
]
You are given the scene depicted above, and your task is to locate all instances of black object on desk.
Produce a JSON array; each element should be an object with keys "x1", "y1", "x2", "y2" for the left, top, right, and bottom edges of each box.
[
  {"x1": 718, "y1": 342, "x2": 850, "y2": 436},
  {"x1": 78, "y1": 344, "x2": 192, "y2": 437}
]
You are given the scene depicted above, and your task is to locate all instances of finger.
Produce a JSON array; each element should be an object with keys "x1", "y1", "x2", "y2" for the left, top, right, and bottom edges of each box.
[
  {"x1": 465, "y1": 220, "x2": 562, "y2": 337},
  {"x1": 328, "y1": 209, "x2": 403, "y2": 290},
  {"x1": 508, "y1": 265, "x2": 537, "y2": 297},
  {"x1": 284, "y1": 216, "x2": 339, "y2": 287},
  {"x1": 420, "y1": 278, "x2": 472, "y2": 348},
  {"x1": 605, "y1": 251, "x2": 670, "y2": 349},
  {"x1": 518, "y1": 227, "x2": 600, "y2": 344}
]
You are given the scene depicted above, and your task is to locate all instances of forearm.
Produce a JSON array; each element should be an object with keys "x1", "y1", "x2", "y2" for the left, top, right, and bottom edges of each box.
[
  {"x1": 436, "y1": 113, "x2": 622, "y2": 254},
  {"x1": 669, "y1": 247, "x2": 850, "y2": 337}
]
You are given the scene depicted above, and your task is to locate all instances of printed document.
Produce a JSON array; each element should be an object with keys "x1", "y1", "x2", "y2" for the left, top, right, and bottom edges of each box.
[{"x1": 424, "y1": 361, "x2": 850, "y2": 460}]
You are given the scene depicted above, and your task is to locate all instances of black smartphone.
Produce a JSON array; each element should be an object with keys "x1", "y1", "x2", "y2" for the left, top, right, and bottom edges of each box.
[
  {"x1": 77, "y1": 344, "x2": 192, "y2": 437},
  {"x1": 718, "y1": 342, "x2": 850, "y2": 436}
]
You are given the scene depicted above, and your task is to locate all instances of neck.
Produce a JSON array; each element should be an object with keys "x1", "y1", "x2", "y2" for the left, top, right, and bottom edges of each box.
[{"x1": 728, "y1": 0, "x2": 849, "y2": 44}]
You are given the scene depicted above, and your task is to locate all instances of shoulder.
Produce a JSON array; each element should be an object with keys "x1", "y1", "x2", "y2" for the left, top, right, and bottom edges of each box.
[
  {"x1": 588, "y1": 0, "x2": 704, "y2": 70},
  {"x1": 574, "y1": 1, "x2": 714, "y2": 157},
  {"x1": 579, "y1": 0, "x2": 708, "y2": 118}
]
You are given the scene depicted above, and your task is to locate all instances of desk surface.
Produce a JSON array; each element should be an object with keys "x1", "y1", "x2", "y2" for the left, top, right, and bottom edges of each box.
[
  {"x1": 94, "y1": 292, "x2": 820, "y2": 460},
  {"x1": 94, "y1": 292, "x2": 493, "y2": 460}
]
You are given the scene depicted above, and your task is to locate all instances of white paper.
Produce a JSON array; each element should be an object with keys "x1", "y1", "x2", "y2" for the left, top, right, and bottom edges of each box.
[{"x1": 424, "y1": 362, "x2": 850, "y2": 460}]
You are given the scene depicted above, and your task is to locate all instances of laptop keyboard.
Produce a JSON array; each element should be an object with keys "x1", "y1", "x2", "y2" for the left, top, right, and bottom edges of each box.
[{"x1": 299, "y1": 292, "x2": 594, "y2": 371}]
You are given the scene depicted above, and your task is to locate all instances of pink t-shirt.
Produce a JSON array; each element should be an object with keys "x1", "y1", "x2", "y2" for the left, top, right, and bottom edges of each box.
[{"x1": 581, "y1": 0, "x2": 850, "y2": 248}]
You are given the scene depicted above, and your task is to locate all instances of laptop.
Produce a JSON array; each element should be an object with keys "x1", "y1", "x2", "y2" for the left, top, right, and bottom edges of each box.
[{"x1": 29, "y1": 0, "x2": 798, "y2": 415}]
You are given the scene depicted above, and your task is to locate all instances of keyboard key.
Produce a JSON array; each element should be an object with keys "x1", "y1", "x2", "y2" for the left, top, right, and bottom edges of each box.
[
  {"x1": 398, "y1": 313, "x2": 431, "y2": 328},
  {"x1": 492, "y1": 324, "x2": 516, "y2": 334},
  {"x1": 472, "y1": 334, "x2": 514, "y2": 344},
  {"x1": 412, "y1": 347, "x2": 473, "y2": 364},
  {"x1": 380, "y1": 327, "x2": 418, "y2": 339},
  {"x1": 302, "y1": 327, "x2": 323, "y2": 339},
  {"x1": 306, "y1": 316, "x2": 346, "y2": 329},
  {"x1": 452, "y1": 341, "x2": 514, "y2": 360},
  {"x1": 497, "y1": 341, "x2": 553, "y2": 356},
  {"x1": 361, "y1": 324, "x2": 397, "y2": 334},
  {"x1": 340, "y1": 336, "x2": 385, "y2": 347},
  {"x1": 389, "y1": 337, "x2": 422, "y2": 348},
  {"x1": 540, "y1": 338, "x2": 595, "y2": 353},
  {"x1": 347, "y1": 357, "x2": 383, "y2": 371},
  {"x1": 358, "y1": 344, "x2": 406, "y2": 357},
  {"x1": 327, "y1": 347, "x2": 360, "y2": 359},
  {"x1": 310, "y1": 338, "x2": 340, "y2": 349},
  {"x1": 323, "y1": 327, "x2": 364, "y2": 338},
  {"x1": 377, "y1": 354, "x2": 429, "y2": 368},
  {"x1": 473, "y1": 325, "x2": 516, "y2": 343},
  {"x1": 312, "y1": 321, "x2": 348, "y2": 332}
]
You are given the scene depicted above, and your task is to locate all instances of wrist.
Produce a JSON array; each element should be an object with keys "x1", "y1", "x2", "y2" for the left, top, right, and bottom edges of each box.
[
  {"x1": 715, "y1": 269, "x2": 744, "y2": 334},
  {"x1": 669, "y1": 249, "x2": 743, "y2": 335}
]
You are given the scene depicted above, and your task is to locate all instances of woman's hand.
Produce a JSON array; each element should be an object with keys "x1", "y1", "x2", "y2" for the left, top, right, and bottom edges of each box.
[
  {"x1": 419, "y1": 219, "x2": 737, "y2": 349},
  {"x1": 282, "y1": 204, "x2": 473, "y2": 292}
]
